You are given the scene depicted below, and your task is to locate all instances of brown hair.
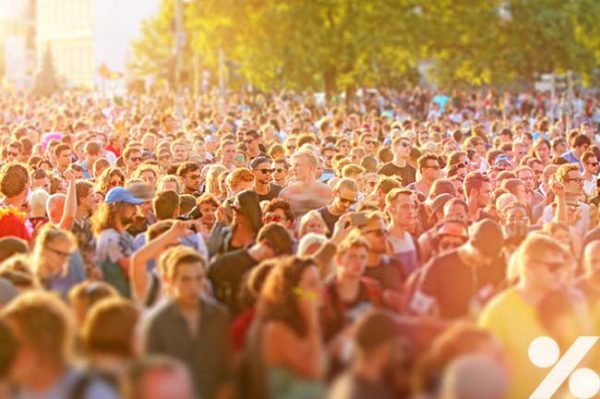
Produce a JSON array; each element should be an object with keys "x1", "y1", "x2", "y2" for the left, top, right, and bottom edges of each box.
[
  {"x1": 81, "y1": 298, "x2": 139, "y2": 357},
  {"x1": 0, "y1": 162, "x2": 28, "y2": 197}
]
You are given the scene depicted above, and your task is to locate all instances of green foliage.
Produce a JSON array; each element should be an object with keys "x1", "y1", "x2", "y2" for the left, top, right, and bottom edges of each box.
[{"x1": 131, "y1": 0, "x2": 600, "y2": 94}]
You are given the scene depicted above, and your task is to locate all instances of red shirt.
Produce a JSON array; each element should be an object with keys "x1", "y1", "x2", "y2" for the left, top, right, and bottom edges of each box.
[{"x1": 0, "y1": 213, "x2": 31, "y2": 242}]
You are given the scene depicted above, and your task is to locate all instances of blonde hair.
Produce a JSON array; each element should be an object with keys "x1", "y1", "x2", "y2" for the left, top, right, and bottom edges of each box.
[
  {"x1": 205, "y1": 164, "x2": 227, "y2": 195},
  {"x1": 298, "y1": 210, "x2": 329, "y2": 238}
]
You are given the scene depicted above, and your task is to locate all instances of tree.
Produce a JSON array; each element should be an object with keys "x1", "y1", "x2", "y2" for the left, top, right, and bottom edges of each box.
[{"x1": 33, "y1": 44, "x2": 60, "y2": 96}]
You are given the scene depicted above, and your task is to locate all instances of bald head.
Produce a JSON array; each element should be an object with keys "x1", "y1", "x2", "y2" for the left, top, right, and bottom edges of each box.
[
  {"x1": 583, "y1": 241, "x2": 600, "y2": 276},
  {"x1": 46, "y1": 194, "x2": 65, "y2": 224}
]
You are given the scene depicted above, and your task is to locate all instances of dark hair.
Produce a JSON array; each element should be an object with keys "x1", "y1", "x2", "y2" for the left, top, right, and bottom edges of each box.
[
  {"x1": 256, "y1": 222, "x2": 294, "y2": 256},
  {"x1": 176, "y1": 161, "x2": 200, "y2": 177},
  {"x1": 153, "y1": 190, "x2": 180, "y2": 220},
  {"x1": 0, "y1": 318, "x2": 17, "y2": 378},
  {"x1": 0, "y1": 162, "x2": 28, "y2": 198},
  {"x1": 257, "y1": 256, "x2": 316, "y2": 337}
]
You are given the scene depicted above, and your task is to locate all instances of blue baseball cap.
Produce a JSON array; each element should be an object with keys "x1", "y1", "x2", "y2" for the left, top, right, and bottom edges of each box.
[{"x1": 105, "y1": 187, "x2": 144, "y2": 205}]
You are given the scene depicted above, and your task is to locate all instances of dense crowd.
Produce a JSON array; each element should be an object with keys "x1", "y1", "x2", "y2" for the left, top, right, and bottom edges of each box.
[{"x1": 0, "y1": 87, "x2": 598, "y2": 399}]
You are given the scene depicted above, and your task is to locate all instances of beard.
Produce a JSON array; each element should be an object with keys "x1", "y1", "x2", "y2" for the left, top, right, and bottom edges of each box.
[{"x1": 120, "y1": 214, "x2": 134, "y2": 226}]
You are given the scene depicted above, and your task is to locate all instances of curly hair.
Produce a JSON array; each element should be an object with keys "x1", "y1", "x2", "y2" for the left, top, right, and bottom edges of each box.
[
  {"x1": 256, "y1": 256, "x2": 317, "y2": 337},
  {"x1": 0, "y1": 162, "x2": 28, "y2": 197},
  {"x1": 95, "y1": 167, "x2": 125, "y2": 195}
]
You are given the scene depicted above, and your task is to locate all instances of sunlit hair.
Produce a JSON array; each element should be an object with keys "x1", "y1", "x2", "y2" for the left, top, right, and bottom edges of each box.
[
  {"x1": 68, "y1": 280, "x2": 118, "y2": 325},
  {"x1": 554, "y1": 163, "x2": 579, "y2": 183},
  {"x1": 298, "y1": 210, "x2": 329, "y2": 238},
  {"x1": 257, "y1": 256, "x2": 317, "y2": 337},
  {"x1": 205, "y1": 164, "x2": 227, "y2": 195},
  {"x1": 0, "y1": 162, "x2": 28, "y2": 197},
  {"x1": 81, "y1": 298, "x2": 139, "y2": 358},
  {"x1": 156, "y1": 174, "x2": 181, "y2": 193},
  {"x1": 91, "y1": 202, "x2": 130, "y2": 235},
  {"x1": 516, "y1": 233, "x2": 569, "y2": 281},
  {"x1": 2, "y1": 291, "x2": 74, "y2": 366},
  {"x1": 160, "y1": 245, "x2": 206, "y2": 281},
  {"x1": 291, "y1": 149, "x2": 318, "y2": 169},
  {"x1": 226, "y1": 167, "x2": 254, "y2": 191},
  {"x1": 95, "y1": 166, "x2": 125, "y2": 195},
  {"x1": 132, "y1": 164, "x2": 159, "y2": 181},
  {"x1": 33, "y1": 224, "x2": 75, "y2": 256}
]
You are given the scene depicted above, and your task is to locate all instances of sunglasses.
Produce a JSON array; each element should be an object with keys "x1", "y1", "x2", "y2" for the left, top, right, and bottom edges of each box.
[
  {"x1": 265, "y1": 215, "x2": 284, "y2": 223},
  {"x1": 424, "y1": 164, "x2": 441, "y2": 170},
  {"x1": 256, "y1": 168, "x2": 274, "y2": 174},
  {"x1": 110, "y1": 180, "x2": 123, "y2": 187},
  {"x1": 244, "y1": 139, "x2": 254, "y2": 145},
  {"x1": 588, "y1": 162, "x2": 599, "y2": 167},
  {"x1": 565, "y1": 177, "x2": 584, "y2": 183},
  {"x1": 365, "y1": 140, "x2": 376, "y2": 145},
  {"x1": 46, "y1": 246, "x2": 71, "y2": 258},
  {"x1": 275, "y1": 168, "x2": 288, "y2": 173},
  {"x1": 339, "y1": 197, "x2": 356, "y2": 205},
  {"x1": 159, "y1": 155, "x2": 171, "y2": 160},
  {"x1": 129, "y1": 157, "x2": 141, "y2": 162},
  {"x1": 399, "y1": 142, "x2": 411, "y2": 148}
]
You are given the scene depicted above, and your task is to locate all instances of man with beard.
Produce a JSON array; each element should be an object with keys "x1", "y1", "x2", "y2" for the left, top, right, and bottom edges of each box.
[
  {"x1": 93, "y1": 187, "x2": 143, "y2": 297},
  {"x1": 318, "y1": 178, "x2": 359, "y2": 236}
]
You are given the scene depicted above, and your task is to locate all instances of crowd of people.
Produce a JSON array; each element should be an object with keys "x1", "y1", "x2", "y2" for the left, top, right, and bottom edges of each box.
[{"x1": 0, "y1": 87, "x2": 598, "y2": 398}]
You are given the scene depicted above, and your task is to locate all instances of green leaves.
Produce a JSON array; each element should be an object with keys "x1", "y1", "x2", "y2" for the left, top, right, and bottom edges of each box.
[{"x1": 131, "y1": 0, "x2": 600, "y2": 92}]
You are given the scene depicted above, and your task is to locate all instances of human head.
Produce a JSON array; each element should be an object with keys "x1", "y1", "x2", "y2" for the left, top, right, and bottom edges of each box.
[
  {"x1": 517, "y1": 234, "x2": 571, "y2": 292},
  {"x1": 0, "y1": 163, "x2": 28, "y2": 200},
  {"x1": 256, "y1": 222, "x2": 294, "y2": 257},
  {"x1": 335, "y1": 235, "x2": 370, "y2": 280},
  {"x1": 226, "y1": 168, "x2": 255, "y2": 196},
  {"x1": 418, "y1": 154, "x2": 441, "y2": 181},
  {"x1": 75, "y1": 180, "x2": 97, "y2": 215},
  {"x1": 2, "y1": 291, "x2": 73, "y2": 384},
  {"x1": 81, "y1": 298, "x2": 139, "y2": 359},
  {"x1": 298, "y1": 210, "x2": 329, "y2": 238},
  {"x1": 153, "y1": 190, "x2": 180, "y2": 220},
  {"x1": 123, "y1": 146, "x2": 143, "y2": 174},
  {"x1": 177, "y1": 162, "x2": 201, "y2": 194},
  {"x1": 123, "y1": 356, "x2": 194, "y2": 399},
  {"x1": 171, "y1": 140, "x2": 189, "y2": 163},
  {"x1": 32, "y1": 224, "x2": 75, "y2": 280},
  {"x1": 290, "y1": 150, "x2": 318, "y2": 182},
  {"x1": 463, "y1": 172, "x2": 492, "y2": 208},
  {"x1": 385, "y1": 188, "x2": 417, "y2": 228},
  {"x1": 68, "y1": 280, "x2": 118, "y2": 326},
  {"x1": 332, "y1": 178, "x2": 359, "y2": 214},
  {"x1": 392, "y1": 136, "x2": 412, "y2": 160},
  {"x1": 250, "y1": 156, "x2": 274, "y2": 186},
  {"x1": 163, "y1": 246, "x2": 206, "y2": 308},
  {"x1": 555, "y1": 163, "x2": 583, "y2": 196}
]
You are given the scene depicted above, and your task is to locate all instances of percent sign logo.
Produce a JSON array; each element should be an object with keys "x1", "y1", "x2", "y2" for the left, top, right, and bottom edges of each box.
[{"x1": 528, "y1": 336, "x2": 600, "y2": 399}]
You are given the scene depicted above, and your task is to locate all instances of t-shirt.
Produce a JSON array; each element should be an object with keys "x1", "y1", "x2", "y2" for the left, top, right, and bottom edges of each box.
[
  {"x1": 387, "y1": 232, "x2": 419, "y2": 276},
  {"x1": 363, "y1": 257, "x2": 405, "y2": 292},
  {"x1": 318, "y1": 207, "x2": 340, "y2": 237},
  {"x1": 0, "y1": 212, "x2": 30, "y2": 241},
  {"x1": 409, "y1": 250, "x2": 505, "y2": 319},
  {"x1": 377, "y1": 162, "x2": 416, "y2": 185},
  {"x1": 327, "y1": 371, "x2": 394, "y2": 399},
  {"x1": 478, "y1": 288, "x2": 548, "y2": 399},
  {"x1": 95, "y1": 229, "x2": 133, "y2": 297},
  {"x1": 12, "y1": 368, "x2": 119, "y2": 399},
  {"x1": 256, "y1": 184, "x2": 282, "y2": 203}
]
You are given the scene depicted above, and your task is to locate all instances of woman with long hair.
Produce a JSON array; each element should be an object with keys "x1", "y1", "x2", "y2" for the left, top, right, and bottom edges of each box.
[
  {"x1": 95, "y1": 167, "x2": 125, "y2": 200},
  {"x1": 242, "y1": 256, "x2": 325, "y2": 399}
]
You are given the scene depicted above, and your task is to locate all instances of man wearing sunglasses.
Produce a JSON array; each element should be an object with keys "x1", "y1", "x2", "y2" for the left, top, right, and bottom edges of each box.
[
  {"x1": 177, "y1": 162, "x2": 202, "y2": 197},
  {"x1": 250, "y1": 156, "x2": 282, "y2": 202},
  {"x1": 479, "y1": 234, "x2": 571, "y2": 398},
  {"x1": 318, "y1": 178, "x2": 358, "y2": 236},
  {"x1": 123, "y1": 146, "x2": 142, "y2": 178},
  {"x1": 378, "y1": 136, "x2": 416, "y2": 186},
  {"x1": 409, "y1": 154, "x2": 441, "y2": 197},
  {"x1": 244, "y1": 130, "x2": 266, "y2": 160}
]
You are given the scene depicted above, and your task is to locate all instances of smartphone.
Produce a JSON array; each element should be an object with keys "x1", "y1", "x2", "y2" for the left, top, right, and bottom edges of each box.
[{"x1": 351, "y1": 212, "x2": 368, "y2": 227}]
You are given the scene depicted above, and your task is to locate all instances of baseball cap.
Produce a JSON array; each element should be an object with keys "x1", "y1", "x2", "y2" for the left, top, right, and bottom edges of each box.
[
  {"x1": 105, "y1": 187, "x2": 144, "y2": 205},
  {"x1": 469, "y1": 219, "x2": 504, "y2": 258}
]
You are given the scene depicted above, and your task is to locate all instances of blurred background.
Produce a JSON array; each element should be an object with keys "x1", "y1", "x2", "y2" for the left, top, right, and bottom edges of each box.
[{"x1": 1, "y1": 0, "x2": 600, "y2": 100}]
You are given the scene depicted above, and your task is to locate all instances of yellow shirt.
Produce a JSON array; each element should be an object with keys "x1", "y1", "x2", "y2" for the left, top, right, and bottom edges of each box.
[{"x1": 479, "y1": 287, "x2": 548, "y2": 399}]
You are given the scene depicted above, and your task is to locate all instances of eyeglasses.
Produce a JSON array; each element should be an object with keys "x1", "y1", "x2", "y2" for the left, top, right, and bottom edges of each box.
[
  {"x1": 365, "y1": 140, "x2": 376, "y2": 145},
  {"x1": 188, "y1": 174, "x2": 201, "y2": 180},
  {"x1": 565, "y1": 177, "x2": 584, "y2": 183},
  {"x1": 275, "y1": 168, "x2": 288, "y2": 173},
  {"x1": 129, "y1": 156, "x2": 141, "y2": 162},
  {"x1": 362, "y1": 228, "x2": 387, "y2": 237},
  {"x1": 244, "y1": 139, "x2": 254, "y2": 145},
  {"x1": 8, "y1": 152, "x2": 18, "y2": 157},
  {"x1": 424, "y1": 164, "x2": 440, "y2": 170},
  {"x1": 46, "y1": 246, "x2": 71, "y2": 258},
  {"x1": 265, "y1": 214, "x2": 285, "y2": 223},
  {"x1": 256, "y1": 168, "x2": 274, "y2": 174},
  {"x1": 399, "y1": 142, "x2": 411, "y2": 148},
  {"x1": 339, "y1": 197, "x2": 356, "y2": 205},
  {"x1": 109, "y1": 179, "x2": 123, "y2": 187},
  {"x1": 287, "y1": 145, "x2": 296, "y2": 150},
  {"x1": 588, "y1": 162, "x2": 599, "y2": 167},
  {"x1": 159, "y1": 155, "x2": 171, "y2": 160}
]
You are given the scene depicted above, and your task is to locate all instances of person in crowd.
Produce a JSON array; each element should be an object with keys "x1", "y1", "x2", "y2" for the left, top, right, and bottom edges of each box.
[
  {"x1": 93, "y1": 187, "x2": 143, "y2": 297},
  {"x1": 326, "y1": 310, "x2": 400, "y2": 399},
  {"x1": 122, "y1": 356, "x2": 195, "y2": 399},
  {"x1": 242, "y1": 256, "x2": 325, "y2": 399},
  {"x1": 250, "y1": 156, "x2": 282, "y2": 202},
  {"x1": 385, "y1": 188, "x2": 419, "y2": 275},
  {"x1": 143, "y1": 246, "x2": 232, "y2": 399},
  {"x1": 318, "y1": 178, "x2": 359, "y2": 235},
  {"x1": 208, "y1": 223, "x2": 294, "y2": 315},
  {"x1": 3, "y1": 291, "x2": 119, "y2": 398},
  {"x1": 479, "y1": 234, "x2": 572, "y2": 398},
  {"x1": 280, "y1": 150, "x2": 333, "y2": 217},
  {"x1": 409, "y1": 219, "x2": 506, "y2": 319}
]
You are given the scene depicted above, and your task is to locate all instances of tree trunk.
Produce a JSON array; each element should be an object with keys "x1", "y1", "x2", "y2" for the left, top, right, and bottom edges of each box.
[
  {"x1": 345, "y1": 84, "x2": 357, "y2": 108},
  {"x1": 324, "y1": 68, "x2": 337, "y2": 104}
]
